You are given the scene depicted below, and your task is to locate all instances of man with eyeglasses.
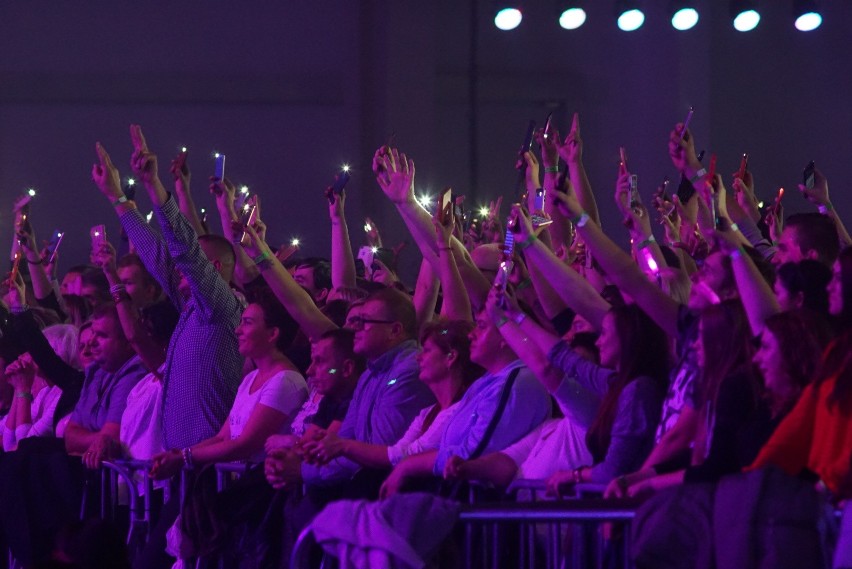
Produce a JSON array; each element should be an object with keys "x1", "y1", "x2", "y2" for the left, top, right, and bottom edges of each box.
[{"x1": 300, "y1": 287, "x2": 434, "y2": 498}]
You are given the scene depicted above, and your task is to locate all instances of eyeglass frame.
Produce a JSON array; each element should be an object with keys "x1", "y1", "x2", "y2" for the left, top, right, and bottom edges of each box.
[{"x1": 346, "y1": 315, "x2": 397, "y2": 330}]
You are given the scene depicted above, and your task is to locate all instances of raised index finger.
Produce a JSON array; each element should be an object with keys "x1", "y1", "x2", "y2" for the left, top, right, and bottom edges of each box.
[
  {"x1": 129, "y1": 124, "x2": 149, "y2": 152},
  {"x1": 570, "y1": 112, "x2": 580, "y2": 136}
]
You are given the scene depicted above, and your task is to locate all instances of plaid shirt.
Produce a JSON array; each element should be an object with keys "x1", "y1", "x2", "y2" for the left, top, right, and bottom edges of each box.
[{"x1": 121, "y1": 196, "x2": 243, "y2": 449}]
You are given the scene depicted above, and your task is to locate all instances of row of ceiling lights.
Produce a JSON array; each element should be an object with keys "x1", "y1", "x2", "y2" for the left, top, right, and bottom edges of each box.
[{"x1": 493, "y1": 1, "x2": 823, "y2": 33}]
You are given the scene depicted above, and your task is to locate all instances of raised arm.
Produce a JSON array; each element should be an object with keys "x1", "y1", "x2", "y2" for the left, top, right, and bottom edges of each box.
[
  {"x1": 128, "y1": 125, "x2": 240, "y2": 322},
  {"x1": 413, "y1": 258, "x2": 440, "y2": 333},
  {"x1": 433, "y1": 208, "x2": 472, "y2": 321},
  {"x1": 239, "y1": 225, "x2": 337, "y2": 341},
  {"x1": 552, "y1": 173, "x2": 681, "y2": 338},
  {"x1": 512, "y1": 204, "x2": 610, "y2": 330},
  {"x1": 169, "y1": 150, "x2": 207, "y2": 237},
  {"x1": 327, "y1": 189, "x2": 357, "y2": 289},
  {"x1": 92, "y1": 241, "x2": 166, "y2": 373},
  {"x1": 374, "y1": 147, "x2": 492, "y2": 307},
  {"x1": 16, "y1": 218, "x2": 54, "y2": 303},
  {"x1": 92, "y1": 141, "x2": 182, "y2": 305},
  {"x1": 799, "y1": 168, "x2": 852, "y2": 249},
  {"x1": 556, "y1": 113, "x2": 600, "y2": 225},
  {"x1": 211, "y1": 179, "x2": 260, "y2": 286}
]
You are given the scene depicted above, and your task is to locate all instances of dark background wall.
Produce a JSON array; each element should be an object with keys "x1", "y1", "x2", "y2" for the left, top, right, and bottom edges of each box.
[{"x1": 2, "y1": 1, "x2": 851, "y2": 281}]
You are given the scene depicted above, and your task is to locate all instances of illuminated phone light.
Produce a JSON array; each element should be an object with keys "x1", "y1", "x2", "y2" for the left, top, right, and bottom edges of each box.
[
  {"x1": 93, "y1": 231, "x2": 101, "y2": 237},
  {"x1": 494, "y1": 7, "x2": 522, "y2": 31},
  {"x1": 559, "y1": 7, "x2": 586, "y2": 30},
  {"x1": 146, "y1": 211, "x2": 154, "y2": 223},
  {"x1": 364, "y1": 223, "x2": 372, "y2": 232},
  {"x1": 181, "y1": 146, "x2": 188, "y2": 153},
  {"x1": 290, "y1": 238, "x2": 300, "y2": 247},
  {"x1": 758, "y1": 201, "x2": 765, "y2": 209},
  {"x1": 127, "y1": 178, "x2": 136, "y2": 186},
  {"x1": 213, "y1": 152, "x2": 221, "y2": 159},
  {"x1": 242, "y1": 203, "x2": 250, "y2": 213},
  {"x1": 417, "y1": 194, "x2": 434, "y2": 208},
  {"x1": 617, "y1": 8, "x2": 645, "y2": 31},
  {"x1": 57, "y1": 232, "x2": 63, "y2": 238},
  {"x1": 479, "y1": 206, "x2": 490, "y2": 218},
  {"x1": 200, "y1": 208, "x2": 206, "y2": 214},
  {"x1": 342, "y1": 164, "x2": 351, "y2": 172},
  {"x1": 240, "y1": 186, "x2": 249, "y2": 194},
  {"x1": 27, "y1": 188, "x2": 36, "y2": 197},
  {"x1": 371, "y1": 246, "x2": 379, "y2": 254}
]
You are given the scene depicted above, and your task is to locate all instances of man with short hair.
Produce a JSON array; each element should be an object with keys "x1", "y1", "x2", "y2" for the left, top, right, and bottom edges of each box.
[
  {"x1": 293, "y1": 258, "x2": 332, "y2": 306},
  {"x1": 773, "y1": 212, "x2": 839, "y2": 267},
  {"x1": 300, "y1": 287, "x2": 434, "y2": 492},
  {"x1": 116, "y1": 253, "x2": 162, "y2": 308},
  {"x1": 64, "y1": 304, "x2": 147, "y2": 463}
]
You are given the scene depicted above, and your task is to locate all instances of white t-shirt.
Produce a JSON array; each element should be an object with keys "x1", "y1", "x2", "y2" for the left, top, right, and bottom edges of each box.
[
  {"x1": 228, "y1": 369, "x2": 308, "y2": 462},
  {"x1": 1, "y1": 383, "x2": 62, "y2": 451},
  {"x1": 387, "y1": 402, "x2": 460, "y2": 466},
  {"x1": 120, "y1": 371, "x2": 165, "y2": 460},
  {"x1": 500, "y1": 418, "x2": 592, "y2": 481}
]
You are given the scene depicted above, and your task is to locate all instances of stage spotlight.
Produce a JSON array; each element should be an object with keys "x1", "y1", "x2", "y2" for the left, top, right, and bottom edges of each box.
[
  {"x1": 494, "y1": 6, "x2": 523, "y2": 30},
  {"x1": 794, "y1": 0, "x2": 822, "y2": 31},
  {"x1": 731, "y1": 1, "x2": 760, "y2": 32},
  {"x1": 616, "y1": 2, "x2": 645, "y2": 32},
  {"x1": 559, "y1": 4, "x2": 587, "y2": 30},
  {"x1": 671, "y1": 2, "x2": 699, "y2": 31}
]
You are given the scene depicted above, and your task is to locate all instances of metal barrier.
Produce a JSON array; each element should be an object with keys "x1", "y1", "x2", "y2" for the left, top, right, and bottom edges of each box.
[
  {"x1": 100, "y1": 459, "x2": 156, "y2": 551},
  {"x1": 290, "y1": 494, "x2": 641, "y2": 569}
]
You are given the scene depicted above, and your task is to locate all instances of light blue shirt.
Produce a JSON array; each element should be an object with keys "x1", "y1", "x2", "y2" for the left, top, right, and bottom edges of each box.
[
  {"x1": 434, "y1": 360, "x2": 551, "y2": 475},
  {"x1": 302, "y1": 340, "x2": 435, "y2": 487}
]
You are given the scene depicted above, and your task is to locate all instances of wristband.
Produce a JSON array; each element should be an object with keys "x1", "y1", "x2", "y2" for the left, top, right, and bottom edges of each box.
[
  {"x1": 512, "y1": 312, "x2": 528, "y2": 325},
  {"x1": 544, "y1": 166, "x2": 559, "y2": 173},
  {"x1": 516, "y1": 234, "x2": 537, "y2": 250},
  {"x1": 818, "y1": 203, "x2": 834, "y2": 215},
  {"x1": 636, "y1": 235, "x2": 657, "y2": 250},
  {"x1": 571, "y1": 212, "x2": 591, "y2": 228},
  {"x1": 109, "y1": 284, "x2": 126, "y2": 295},
  {"x1": 253, "y1": 251, "x2": 272, "y2": 265},
  {"x1": 112, "y1": 195, "x2": 129, "y2": 206},
  {"x1": 494, "y1": 316, "x2": 509, "y2": 329},
  {"x1": 15, "y1": 392, "x2": 33, "y2": 401},
  {"x1": 730, "y1": 247, "x2": 746, "y2": 260},
  {"x1": 729, "y1": 223, "x2": 740, "y2": 233},
  {"x1": 689, "y1": 168, "x2": 707, "y2": 184},
  {"x1": 26, "y1": 257, "x2": 44, "y2": 265}
]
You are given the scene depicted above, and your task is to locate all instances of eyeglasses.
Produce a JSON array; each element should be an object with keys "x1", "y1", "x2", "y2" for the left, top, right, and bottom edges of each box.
[{"x1": 346, "y1": 316, "x2": 396, "y2": 330}]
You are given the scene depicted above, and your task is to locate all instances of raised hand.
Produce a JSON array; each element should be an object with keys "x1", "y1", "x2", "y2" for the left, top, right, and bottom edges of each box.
[
  {"x1": 92, "y1": 241, "x2": 119, "y2": 280},
  {"x1": 550, "y1": 177, "x2": 583, "y2": 219},
  {"x1": 536, "y1": 125, "x2": 560, "y2": 169},
  {"x1": 169, "y1": 150, "x2": 191, "y2": 193},
  {"x1": 433, "y1": 200, "x2": 455, "y2": 248},
  {"x1": 798, "y1": 167, "x2": 830, "y2": 208},
  {"x1": 364, "y1": 217, "x2": 382, "y2": 248},
  {"x1": 375, "y1": 147, "x2": 415, "y2": 205},
  {"x1": 129, "y1": 124, "x2": 159, "y2": 186},
  {"x1": 523, "y1": 151, "x2": 541, "y2": 194},
  {"x1": 92, "y1": 142, "x2": 124, "y2": 201},
  {"x1": 668, "y1": 123, "x2": 701, "y2": 174},
  {"x1": 556, "y1": 112, "x2": 583, "y2": 165},
  {"x1": 328, "y1": 186, "x2": 346, "y2": 223},
  {"x1": 732, "y1": 170, "x2": 761, "y2": 223}
]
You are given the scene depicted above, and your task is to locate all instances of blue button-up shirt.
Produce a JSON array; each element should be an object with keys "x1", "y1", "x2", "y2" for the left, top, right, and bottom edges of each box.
[
  {"x1": 434, "y1": 359, "x2": 551, "y2": 474},
  {"x1": 70, "y1": 355, "x2": 147, "y2": 432},
  {"x1": 302, "y1": 339, "x2": 434, "y2": 486}
]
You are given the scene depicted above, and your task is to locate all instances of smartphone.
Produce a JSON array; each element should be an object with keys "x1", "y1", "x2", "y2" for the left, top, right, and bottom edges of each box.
[
  {"x1": 619, "y1": 147, "x2": 628, "y2": 168},
  {"x1": 533, "y1": 188, "x2": 545, "y2": 212},
  {"x1": 678, "y1": 106, "x2": 694, "y2": 142},
  {"x1": 737, "y1": 153, "x2": 749, "y2": 181},
  {"x1": 629, "y1": 174, "x2": 641, "y2": 208},
  {"x1": 90, "y1": 225, "x2": 107, "y2": 251},
  {"x1": 47, "y1": 230, "x2": 64, "y2": 265},
  {"x1": 542, "y1": 112, "x2": 554, "y2": 139},
  {"x1": 516, "y1": 120, "x2": 536, "y2": 170},
  {"x1": 676, "y1": 174, "x2": 696, "y2": 205},
  {"x1": 327, "y1": 168, "x2": 351, "y2": 204},
  {"x1": 775, "y1": 187, "x2": 785, "y2": 207},
  {"x1": 9, "y1": 251, "x2": 22, "y2": 286},
  {"x1": 214, "y1": 153, "x2": 226, "y2": 181},
  {"x1": 707, "y1": 154, "x2": 717, "y2": 188},
  {"x1": 437, "y1": 187, "x2": 453, "y2": 224},
  {"x1": 175, "y1": 151, "x2": 188, "y2": 175},
  {"x1": 238, "y1": 204, "x2": 257, "y2": 246},
  {"x1": 803, "y1": 160, "x2": 816, "y2": 190}
]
